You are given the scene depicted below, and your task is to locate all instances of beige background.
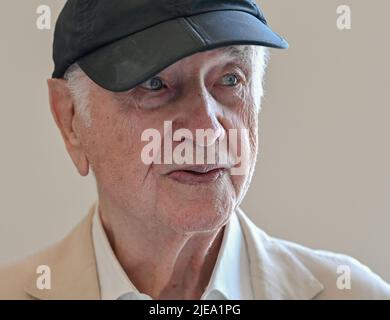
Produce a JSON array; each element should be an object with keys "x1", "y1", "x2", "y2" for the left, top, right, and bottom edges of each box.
[{"x1": 0, "y1": 1, "x2": 389, "y2": 283}]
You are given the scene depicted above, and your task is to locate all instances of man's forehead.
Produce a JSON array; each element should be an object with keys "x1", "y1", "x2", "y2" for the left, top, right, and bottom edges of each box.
[
  {"x1": 201, "y1": 45, "x2": 255, "y2": 62},
  {"x1": 171, "y1": 45, "x2": 255, "y2": 70},
  {"x1": 219, "y1": 45, "x2": 254, "y2": 60}
]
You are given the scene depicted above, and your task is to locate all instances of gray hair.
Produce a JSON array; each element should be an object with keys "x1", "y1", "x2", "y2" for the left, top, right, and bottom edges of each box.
[
  {"x1": 249, "y1": 45, "x2": 269, "y2": 102},
  {"x1": 64, "y1": 63, "x2": 93, "y2": 128},
  {"x1": 63, "y1": 45, "x2": 270, "y2": 127}
]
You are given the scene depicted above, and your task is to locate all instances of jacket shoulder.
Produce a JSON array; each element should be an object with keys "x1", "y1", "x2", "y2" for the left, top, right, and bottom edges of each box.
[
  {"x1": 237, "y1": 209, "x2": 390, "y2": 299},
  {"x1": 0, "y1": 244, "x2": 58, "y2": 300},
  {"x1": 272, "y1": 237, "x2": 390, "y2": 299},
  {"x1": 0, "y1": 206, "x2": 96, "y2": 300}
]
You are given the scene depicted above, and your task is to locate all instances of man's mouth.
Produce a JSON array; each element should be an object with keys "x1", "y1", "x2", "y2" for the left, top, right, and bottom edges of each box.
[{"x1": 165, "y1": 165, "x2": 228, "y2": 185}]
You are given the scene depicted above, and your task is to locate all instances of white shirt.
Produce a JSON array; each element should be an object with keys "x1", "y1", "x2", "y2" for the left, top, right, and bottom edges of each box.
[{"x1": 92, "y1": 203, "x2": 254, "y2": 300}]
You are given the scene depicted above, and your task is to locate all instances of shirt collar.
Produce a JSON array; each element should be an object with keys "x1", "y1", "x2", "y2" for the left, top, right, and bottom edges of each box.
[
  {"x1": 201, "y1": 210, "x2": 253, "y2": 300},
  {"x1": 92, "y1": 204, "x2": 151, "y2": 300},
  {"x1": 92, "y1": 202, "x2": 253, "y2": 300}
]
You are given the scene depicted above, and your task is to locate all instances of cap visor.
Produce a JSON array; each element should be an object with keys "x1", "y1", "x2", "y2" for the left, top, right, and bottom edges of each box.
[{"x1": 78, "y1": 10, "x2": 288, "y2": 92}]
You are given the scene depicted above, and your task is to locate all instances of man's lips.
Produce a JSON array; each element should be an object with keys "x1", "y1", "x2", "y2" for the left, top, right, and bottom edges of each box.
[{"x1": 165, "y1": 165, "x2": 229, "y2": 185}]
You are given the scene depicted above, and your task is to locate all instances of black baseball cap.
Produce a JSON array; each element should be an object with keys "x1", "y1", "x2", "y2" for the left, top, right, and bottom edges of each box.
[{"x1": 52, "y1": 0, "x2": 288, "y2": 92}]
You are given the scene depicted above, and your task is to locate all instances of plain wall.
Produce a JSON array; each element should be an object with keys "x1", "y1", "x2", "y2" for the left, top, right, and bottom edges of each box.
[{"x1": 0, "y1": 1, "x2": 389, "y2": 282}]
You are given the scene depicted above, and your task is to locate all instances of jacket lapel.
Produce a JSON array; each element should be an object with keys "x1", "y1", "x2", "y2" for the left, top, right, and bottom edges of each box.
[
  {"x1": 236, "y1": 207, "x2": 324, "y2": 300},
  {"x1": 24, "y1": 202, "x2": 101, "y2": 300}
]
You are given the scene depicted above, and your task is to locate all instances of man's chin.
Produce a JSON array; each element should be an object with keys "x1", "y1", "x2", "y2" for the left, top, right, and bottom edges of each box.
[{"x1": 159, "y1": 205, "x2": 232, "y2": 235}]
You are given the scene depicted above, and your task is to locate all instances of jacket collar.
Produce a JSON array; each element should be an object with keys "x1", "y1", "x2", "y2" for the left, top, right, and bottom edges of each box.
[{"x1": 236, "y1": 207, "x2": 324, "y2": 299}]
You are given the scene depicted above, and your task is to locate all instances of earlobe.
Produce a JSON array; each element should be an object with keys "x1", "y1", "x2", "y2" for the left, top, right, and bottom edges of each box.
[{"x1": 76, "y1": 153, "x2": 90, "y2": 177}]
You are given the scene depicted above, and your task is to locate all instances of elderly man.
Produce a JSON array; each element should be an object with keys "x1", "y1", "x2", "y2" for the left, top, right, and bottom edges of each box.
[{"x1": 0, "y1": 0, "x2": 389, "y2": 300}]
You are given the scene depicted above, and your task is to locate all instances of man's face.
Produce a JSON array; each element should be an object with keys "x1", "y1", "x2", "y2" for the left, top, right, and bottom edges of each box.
[{"x1": 75, "y1": 45, "x2": 264, "y2": 234}]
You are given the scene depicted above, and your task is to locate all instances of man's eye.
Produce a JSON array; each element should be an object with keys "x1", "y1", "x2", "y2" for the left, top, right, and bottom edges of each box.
[
  {"x1": 140, "y1": 77, "x2": 166, "y2": 91},
  {"x1": 220, "y1": 73, "x2": 241, "y2": 87}
]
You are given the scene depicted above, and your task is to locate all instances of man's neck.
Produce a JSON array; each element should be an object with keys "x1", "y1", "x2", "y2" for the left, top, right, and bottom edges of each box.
[{"x1": 98, "y1": 202, "x2": 225, "y2": 300}]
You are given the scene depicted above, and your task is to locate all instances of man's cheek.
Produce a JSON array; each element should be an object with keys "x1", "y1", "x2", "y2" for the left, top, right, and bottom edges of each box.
[{"x1": 229, "y1": 129, "x2": 253, "y2": 176}]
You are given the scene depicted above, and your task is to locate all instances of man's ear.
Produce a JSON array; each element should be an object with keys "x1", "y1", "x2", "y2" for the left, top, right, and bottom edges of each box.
[{"x1": 47, "y1": 78, "x2": 89, "y2": 176}]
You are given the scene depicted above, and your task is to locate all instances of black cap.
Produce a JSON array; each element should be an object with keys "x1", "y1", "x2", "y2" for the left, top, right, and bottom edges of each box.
[{"x1": 53, "y1": 0, "x2": 288, "y2": 92}]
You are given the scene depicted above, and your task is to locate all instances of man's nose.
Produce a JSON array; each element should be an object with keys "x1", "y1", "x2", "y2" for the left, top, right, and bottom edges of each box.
[{"x1": 176, "y1": 88, "x2": 225, "y2": 147}]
